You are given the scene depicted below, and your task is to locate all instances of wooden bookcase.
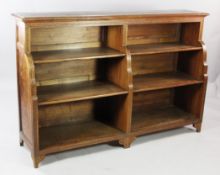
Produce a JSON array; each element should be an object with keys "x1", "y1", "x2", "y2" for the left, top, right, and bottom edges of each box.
[{"x1": 13, "y1": 11, "x2": 208, "y2": 168}]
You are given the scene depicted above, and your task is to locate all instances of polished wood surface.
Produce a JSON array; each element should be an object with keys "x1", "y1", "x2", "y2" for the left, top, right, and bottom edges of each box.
[
  {"x1": 128, "y1": 43, "x2": 202, "y2": 55},
  {"x1": 38, "y1": 80, "x2": 128, "y2": 106},
  {"x1": 132, "y1": 106, "x2": 195, "y2": 135},
  {"x1": 133, "y1": 72, "x2": 203, "y2": 92},
  {"x1": 132, "y1": 53, "x2": 177, "y2": 75},
  {"x1": 33, "y1": 47, "x2": 125, "y2": 64},
  {"x1": 13, "y1": 10, "x2": 208, "y2": 23},
  {"x1": 128, "y1": 24, "x2": 181, "y2": 45},
  {"x1": 40, "y1": 120, "x2": 124, "y2": 155},
  {"x1": 39, "y1": 99, "x2": 95, "y2": 128},
  {"x1": 35, "y1": 58, "x2": 124, "y2": 86},
  {"x1": 14, "y1": 11, "x2": 208, "y2": 168}
]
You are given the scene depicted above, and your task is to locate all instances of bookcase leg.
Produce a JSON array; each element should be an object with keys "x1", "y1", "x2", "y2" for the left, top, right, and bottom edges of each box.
[
  {"x1": 193, "y1": 122, "x2": 202, "y2": 132},
  {"x1": 31, "y1": 154, "x2": 45, "y2": 168},
  {"x1": 119, "y1": 136, "x2": 136, "y2": 148},
  {"x1": 19, "y1": 138, "x2": 24, "y2": 146}
]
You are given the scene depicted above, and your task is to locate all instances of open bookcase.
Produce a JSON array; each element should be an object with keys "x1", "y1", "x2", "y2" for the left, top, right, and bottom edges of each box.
[{"x1": 14, "y1": 11, "x2": 208, "y2": 167}]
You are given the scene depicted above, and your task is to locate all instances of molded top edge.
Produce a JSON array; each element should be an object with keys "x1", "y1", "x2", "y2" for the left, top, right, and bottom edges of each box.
[{"x1": 12, "y1": 10, "x2": 209, "y2": 22}]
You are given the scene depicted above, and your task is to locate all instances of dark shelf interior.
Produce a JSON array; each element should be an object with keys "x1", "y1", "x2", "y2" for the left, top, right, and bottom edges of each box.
[
  {"x1": 40, "y1": 120, "x2": 124, "y2": 153},
  {"x1": 132, "y1": 105, "x2": 195, "y2": 134}
]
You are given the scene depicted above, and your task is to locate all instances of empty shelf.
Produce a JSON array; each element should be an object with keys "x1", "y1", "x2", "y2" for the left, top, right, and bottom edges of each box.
[
  {"x1": 133, "y1": 72, "x2": 203, "y2": 92},
  {"x1": 38, "y1": 80, "x2": 128, "y2": 106},
  {"x1": 132, "y1": 106, "x2": 195, "y2": 135},
  {"x1": 40, "y1": 120, "x2": 124, "y2": 154},
  {"x1": 33, "y1": 47, "x2": 125, "y2": 64},
  {"x1": 128, "y1": 43, "x2": 202, "y2": 55}
]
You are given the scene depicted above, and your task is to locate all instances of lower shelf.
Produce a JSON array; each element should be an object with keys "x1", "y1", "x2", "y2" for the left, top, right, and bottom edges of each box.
[
  {"x1": 39, "y1": 121, "x2": 124, "y2": 155},
  {"x1": 132, "y1": 106, "x2": 195, "y2": 136}
]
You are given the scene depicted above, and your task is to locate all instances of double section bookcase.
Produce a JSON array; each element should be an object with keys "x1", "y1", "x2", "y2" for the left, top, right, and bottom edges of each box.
[{"x1": 13, "y1": 11, "x2": 208, "y2": 167}]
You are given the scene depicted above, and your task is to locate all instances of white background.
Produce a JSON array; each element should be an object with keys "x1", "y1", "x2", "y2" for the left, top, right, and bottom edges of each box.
[{"x1": 0, "y1": 1, "x2": 220, "y2": 174}]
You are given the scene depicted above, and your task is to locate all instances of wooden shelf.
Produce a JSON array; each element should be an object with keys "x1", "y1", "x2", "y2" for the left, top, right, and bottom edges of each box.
[
  {"x1": 40, "y1": 120, "x2": 124, "y2": 155},
  {"x1": 133, "y1": 72, "x2": 203, "y2": 92},
  {"x1": 128, "y1": 43, "x2": 202, "y2": 55},
  {"x1": 38, "y1": 80, "x2": 128, "y2": 106},
  {"x1": 32, "y1": 47, "x2": 125, "y2": 64},
  {"x1": 132, "y1": 106, "x2": 195, "y2": 135}
]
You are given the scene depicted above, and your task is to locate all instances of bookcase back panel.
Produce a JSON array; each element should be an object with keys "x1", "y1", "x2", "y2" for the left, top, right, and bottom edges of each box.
[
  {"x1": 31, "y1": 26, "x2": 104, "y2": 51},
  {"x1": 39, "y1": 97, "x2": 120, "y2": 127},
  {"x1": 180, "y1": 23, "x2": 201, "y2": 45},
  {"x1": 132, "y1": 53, "x2": 177, "y2": 76},
  {"x1": 177, "y1": 51, "x2": 204, "y2": 79},
  {"x1": 35, "y1": 59, "x2": 108, "y2": 86},
  {"x1": 39, "y1": 100, "x2": 95, "y2": 127},
  {"x1": 127, "y1": 24, "x2": 181, "y2": 45},
  {"x1": 133, "y1": 89, "x2": 173, "y2": 113},
  {"x1": 174, "y1": 84, "x2": 202, "y2": 115}
]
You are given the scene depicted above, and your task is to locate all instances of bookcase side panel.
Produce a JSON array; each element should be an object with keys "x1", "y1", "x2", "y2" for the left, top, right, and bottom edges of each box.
[{"x1": 16, "y1": 22, "x2": 39, "y2": 153}]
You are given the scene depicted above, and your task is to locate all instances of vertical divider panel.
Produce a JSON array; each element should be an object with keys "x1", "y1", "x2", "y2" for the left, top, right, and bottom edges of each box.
[{"x1": 106, "y1": 25, "x2": 133, "y2": 133}]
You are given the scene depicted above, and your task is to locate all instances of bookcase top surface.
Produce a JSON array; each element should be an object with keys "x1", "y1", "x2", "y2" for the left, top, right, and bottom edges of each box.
[{"x1": 12, "y1": 10, "x2": 208, "y2": 22}]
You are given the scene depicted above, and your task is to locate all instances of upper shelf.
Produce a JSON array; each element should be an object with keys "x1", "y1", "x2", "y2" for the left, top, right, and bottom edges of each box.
[
  {"x1": 33, "y1": 43, "x2": 203, "y2": 64},
  {"x1": 128, "y1": 43, "x2": 202, "y2": 55},
  {"x1": 133, "y1": 72, "x2": 203, "y2": 93},
  {"x1": 32, "y1": 47, "x2": 125, "y2": 64},
  {"x1": 38, "y1": 80, "x2": 128, "y2": 106}
]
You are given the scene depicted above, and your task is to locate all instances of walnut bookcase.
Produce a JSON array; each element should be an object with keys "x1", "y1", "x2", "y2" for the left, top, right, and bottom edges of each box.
[{"x1": 13, "y1": 11, "x2": 208, "y2": 168}]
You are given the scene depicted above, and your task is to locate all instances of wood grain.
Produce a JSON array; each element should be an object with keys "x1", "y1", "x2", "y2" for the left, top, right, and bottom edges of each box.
[
  {"x1": 40, "y1": 121, "x2": 124, "y2": 155},
  {"x1": 31, "y1": 26, "x2": 103, "y2": 51},
  {"x1": 35, "y1": 59, "x2": 100, "y2": 86},
  {"x1": 132, "y1": 53, "x2": 177, "y2": 76},
  {"x1": 133, "y1": 89, "x2": 172, "y2": 113},
  {"x1": 14, "y1": 11, "x2": 208, "y2": 168},
  {"x1": 128, "y1": 24, "x2": 180, "y2": 45},
  {"x1": 33, "y1": 47, "x2": 125, "y2": 64},
  {"x1": 132, "y1": 105, "x2": 195, "y2": 135},
  {"x1": 133, "y1": 72, "x2": 203, "y2": 92},
  {"x1": 129, "y1": 43, "x2": 202, "y2": 55},
  {"x1": 12, "y1": 10, "x2": 208, "y2": 24},
  {"x1": 38, "y1": 80, "x2": 128, "y2": 106},
  {"x1": 39, "y1": 100, "x2": 95, "y2": 127}
]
